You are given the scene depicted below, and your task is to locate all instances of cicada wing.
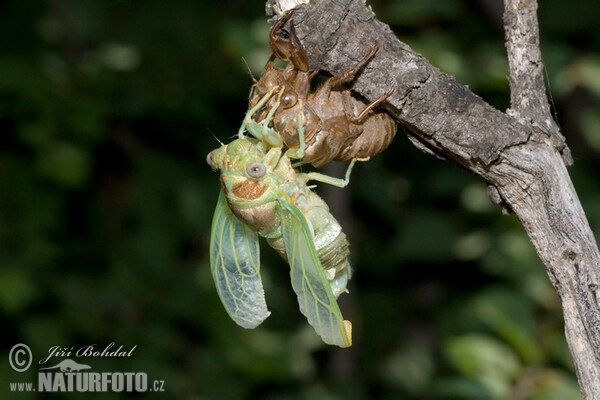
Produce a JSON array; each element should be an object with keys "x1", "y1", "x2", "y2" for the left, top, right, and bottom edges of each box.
[
  {"x1": 209, "y1": 192, "x2": 270, "y2": 328},
  {"x1": 280, "y1": 201, "x2": 352, "y2": 347}
]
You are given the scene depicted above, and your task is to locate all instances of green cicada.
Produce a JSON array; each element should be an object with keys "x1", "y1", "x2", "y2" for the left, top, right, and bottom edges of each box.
[{"x1": 207, "y1": 88, "x2": 355, "y2": 347}]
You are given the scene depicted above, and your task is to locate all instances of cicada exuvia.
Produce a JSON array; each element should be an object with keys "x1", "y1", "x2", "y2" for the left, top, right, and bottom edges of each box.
[{"x1": 247, "y1": 9, "x2": 397, "y2": 168}]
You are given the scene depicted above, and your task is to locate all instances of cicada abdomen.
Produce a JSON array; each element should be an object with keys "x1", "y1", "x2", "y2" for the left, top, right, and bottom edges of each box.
[{"x1": 266, "y1": 186, "x2": 351, "y2": 297}]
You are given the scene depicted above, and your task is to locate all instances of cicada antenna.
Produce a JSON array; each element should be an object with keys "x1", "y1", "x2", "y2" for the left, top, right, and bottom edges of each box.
[
  {"x1": 241, "y1": 57, "x2": 257, "y2": 84},
  {"x1": 207, "y1": 128, "x2": 225, "y2": 146}
]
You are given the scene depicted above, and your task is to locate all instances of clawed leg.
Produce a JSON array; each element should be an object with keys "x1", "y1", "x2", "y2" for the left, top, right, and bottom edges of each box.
[
  {"x1": 308, "y1": 159, "x2": 357, "y2": 188},
  {"x1": 284, "y1": 99, "x2": 306, "y2": 160},
  {"x1": 239, "y1": 87, "x2": 284, "y2": 148},
  {"x1": 303, "y1": 159, "x2": 358, "y2": 188},
  {"x1": 350, "y1": 88, "x2": 394, "y2": 123},
  {"x1": 286, "y1": 99, "x2": 363, "y2": 185},
  {"x1": 323, "y1": 44, "x2": 379, "y2": 89},
  {"x1": 269, "y1": 9, "x2": 310, "y2": 72},
  {"x1": 301, "y1": 154, "x2": 372, "y2": 187}
]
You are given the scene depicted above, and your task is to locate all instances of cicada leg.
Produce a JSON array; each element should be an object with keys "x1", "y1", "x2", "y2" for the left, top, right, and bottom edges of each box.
[
  {"x1": 350, "y1": 88, "x2": 394, "y2": 123},
  {"x1": 269, "y1": 9, "x2": 310, "y2": 72},
  {"x1": 239, "y1": 87, "x2": 284, "y2": 148},
  {"x1": 322, "y1": 44, "x2": 379, "y2": 90},
  {"x1": 287, "y1": 99, "x2": 361, "y2": 187},
  {"x1": 284, "y1": 99, "x2": 306, "y2": 161},
  {"x1": 298, "y1": 159, "x2": 357, "y2": 188},
  {"x1": 310, "y1": 159, "x2": 357, "y2": 188}
]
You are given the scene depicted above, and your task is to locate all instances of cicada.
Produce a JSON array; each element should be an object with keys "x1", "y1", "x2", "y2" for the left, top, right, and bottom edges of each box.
[
  {"x1": 207, "y1": 89, "x2": 354, "y2": 347},
  {"x1": 247, "y1": 10, "x2": 397, "y2": 167}
]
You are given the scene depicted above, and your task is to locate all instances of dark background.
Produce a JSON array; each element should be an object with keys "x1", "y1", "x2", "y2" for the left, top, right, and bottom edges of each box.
[{"x1": 1, "y1": 0, "x2": 599, "y2": 399}]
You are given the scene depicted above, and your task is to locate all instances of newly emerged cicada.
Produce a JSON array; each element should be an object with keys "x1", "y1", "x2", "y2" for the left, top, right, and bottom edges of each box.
[
  {"x1": 247, "y1": 10, "x2": 397, "y2": 167},
  {"x1": 207, "y1": 88, "x2": 354, "y2": 347}
]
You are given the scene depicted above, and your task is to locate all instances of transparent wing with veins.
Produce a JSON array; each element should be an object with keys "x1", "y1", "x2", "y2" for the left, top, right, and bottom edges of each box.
[
  {"x1": 280, "y1": 199, "x2": 352, "y2": 347},
  {"x1": 209, "y1": 192, "x2": 270, "y2": 328}
]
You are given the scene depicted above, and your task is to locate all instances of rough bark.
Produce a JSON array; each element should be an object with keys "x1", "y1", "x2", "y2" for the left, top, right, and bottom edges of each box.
[{"x1": 265, "y1": 0, "x2": 600, "y2": 397}]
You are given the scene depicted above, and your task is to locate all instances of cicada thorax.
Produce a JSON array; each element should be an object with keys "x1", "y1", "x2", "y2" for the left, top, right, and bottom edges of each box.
[
  {"x1": 221, "y1": 176, "x2": 284, "y2": 238},
  {"x1": 229, "y1": 201, "x2": 279, "y2": 233}
]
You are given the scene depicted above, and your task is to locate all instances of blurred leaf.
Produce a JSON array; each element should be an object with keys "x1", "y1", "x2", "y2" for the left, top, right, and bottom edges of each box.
[
  {"x1": 470, "y1": 288, "x2": 541, "y2": 363},
  {"x1": 527, "y1": 369, "x2": 583, "y2": 400},
  {"x1": 97, "y1": 42, "x2": 141, "y2": 72},
  {"x1": 381, "y1": 343, "x2": 434, "y2": 393},
  {"x1": 460, "y1": 183, "x2": 494, "y2": 213},
  {"x1": 580, "y1": 110, "x2": 600, "y2": 152},
  {"x1": 391, "y1": 208, "x2": 459, "y2": 262},
  {"x1": 558, "y1": 55, "x2": 600, "y2": 98},
  {"x1": 0, "y1": 269, "x2": 37, "y2": 314},
  {"x1": 445, "y1": 333, "x2": 521, "y2": 399},
  {"x1": 380, "y1": 0, "x2": 463, "y2": 26},
  {"x1": 430, "y1": 376, "x2": 495, "y2": 400},
  {"x1": 453, "y1": 230, "x2": 491, "y2": 261},
  {"x1": 35, "y1": 141, "x2": 91, "y2": 188}
]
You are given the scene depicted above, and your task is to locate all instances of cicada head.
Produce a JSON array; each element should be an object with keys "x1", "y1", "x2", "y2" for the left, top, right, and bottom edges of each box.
[{"x1": 207, "y1": 138, "x2": 284, "y2": 210}]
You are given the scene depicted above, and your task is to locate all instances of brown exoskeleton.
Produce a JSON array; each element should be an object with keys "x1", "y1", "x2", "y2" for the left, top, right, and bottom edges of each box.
[{"x1": 247, "y1": 10, "x2": 397, "y2": 168}]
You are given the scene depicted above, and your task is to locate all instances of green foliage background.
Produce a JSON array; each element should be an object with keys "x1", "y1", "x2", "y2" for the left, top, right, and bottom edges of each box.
[{"x1": 1, "y1": 0, "x2": 599, "y2": 399}]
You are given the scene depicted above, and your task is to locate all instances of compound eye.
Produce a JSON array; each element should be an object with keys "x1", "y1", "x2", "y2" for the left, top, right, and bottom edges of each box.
[
  {"x1": 281, "y1": 93, "x2": 297, "y2": 108},
  {"x1": 246, "y1": 162, "x2": 266, "y2": 179},
  {"x1": 206, "y1": 152, "x2": 214, "y2": 169}
]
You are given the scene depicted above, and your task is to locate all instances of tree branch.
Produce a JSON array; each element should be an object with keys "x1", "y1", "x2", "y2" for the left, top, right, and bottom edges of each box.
[
  {"x1": 503, "y1": 1, "x2": 598, "y2": 396},
  {"x1": 265, "y1": 0, "x2": 600, "y2": 397},
  {"x1": 503, "y1": 0, "x2": 571, "y2": 162}
]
